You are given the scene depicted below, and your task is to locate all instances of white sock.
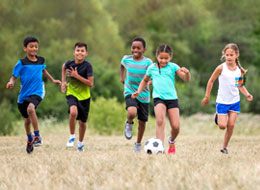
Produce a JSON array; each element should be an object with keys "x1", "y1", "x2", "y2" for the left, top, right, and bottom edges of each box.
[
  {"x1": 70, "y1": 134, "x2": 76, "y2": 139},
  {"x1": 78, "y1": 141, "x2": 83, "y2": 147}
]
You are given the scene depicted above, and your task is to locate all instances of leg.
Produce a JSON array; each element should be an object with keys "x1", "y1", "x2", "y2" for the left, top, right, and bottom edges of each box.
[
  {"x1": 78, "y1": 120, "x2": 87, "y2": 142},
  {"x1": 69, "y1": 105, "x2": 78, "y2": 134},
  {"x1": 27, "y1": 103, "x2": 39, "y2": 132},
  {"x1": 127, "y1": 106, "x2": 137, "y2": 124},
  {"x1": 154, "y1": 103, "x2": 167, "y2": 142},
  {"x1": 136, "y1": 120, "x2": 146, "y2": 143},
  {"x1": 223, "y1": 112, "x2": 237, "y2": 148},
  {"x1": 218, "y1": 114, "x2": 228, "y2": 130},
  {"x1": 24, "y1": 117, "x2": 31, "y2": 135},
  {"x1": 167, "y1": 108, "x2": 180, "y2": 141}
]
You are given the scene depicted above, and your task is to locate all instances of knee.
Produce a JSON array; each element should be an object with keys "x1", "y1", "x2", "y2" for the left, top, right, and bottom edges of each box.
[
  {"x1": 27, "y1": 106, "x2": 35, "y2": 115},
  {"x1": 70, "y1": 109, "x2": 78, "y2": 118},
  {"x1": 157, "y1": 118, "x2": 164, "y2": 127}
]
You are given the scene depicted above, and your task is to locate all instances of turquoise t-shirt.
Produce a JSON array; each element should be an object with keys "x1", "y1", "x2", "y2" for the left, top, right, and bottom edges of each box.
[
  {"x1": 146, "y1": 62, "x2": 180, "y2": 100},
  {"x1": 121, "y1": 55, "x2": 152, "y2": 103}
]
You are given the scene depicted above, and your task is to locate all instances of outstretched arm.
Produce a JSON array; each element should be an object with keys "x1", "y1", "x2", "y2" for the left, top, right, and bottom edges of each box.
[
  {"x1": 201, "y1": 65, "x2": 222, "y2": 106},
  {"x1": 120, "y1": 65, "x2": 125, "y2": 84},
  {"x1": 61, "y1": 64, "x2": 67, "y2": 93},
  {"x1": 6, "y1": 76, "x2": 17, "y2": 89},
  {"x1": 238, "y1": 86, "x2": 253, "y2": 101},
  {"x1": 131, "y1": 75, "x2": 151, "y2": 99},
  {"x1": 176, "y1": 67, "x2": 191, "y2": 82},
  {"x1": 43, "y1": 69, "x2": 61, "y2": 85},
  {"x1": 67, "y1": 67, "x2": 94, "y2": 87}
]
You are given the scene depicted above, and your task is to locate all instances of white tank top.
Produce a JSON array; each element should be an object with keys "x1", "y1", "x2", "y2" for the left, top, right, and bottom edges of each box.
[{"x1": 216, "y1": 62, "x2": 241, "y2": 104}]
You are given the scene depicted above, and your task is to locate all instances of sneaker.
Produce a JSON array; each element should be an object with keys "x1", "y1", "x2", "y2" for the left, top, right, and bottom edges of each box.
[
  {"x1": 33, "y1": 136, "x2": 43, "y2": 147},
  {"x1": 77, "y1": 144, "x2": 84, "y2": 152},
  {"x1": 220, "y1": 148, "x2": 228, "y2": 154},
  {"x1": 26, "y1": 140, "x2": 34, "y2": 154},
  {"x1": 124, "y1": 120, "x2": 133, "y2": 140},
  {"x1": 66, "y1": 138, "x2": 75, "y2": 148},
  {"x1": 168, "y1": 136, "x2": 176, "y2": 154},
  {"x1": 134, "y1": 142, "x2": 141, "y2": 153},
  {"x1": 215, "y1": 114, "x2": 218, "y2": 125}
]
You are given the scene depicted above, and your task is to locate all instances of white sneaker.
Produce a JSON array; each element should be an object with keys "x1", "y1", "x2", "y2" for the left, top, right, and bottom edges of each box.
[
  {"x1": 134, "y1": 143, "x2": 141, "y2": 153},
  {"x1": 124, "y1": 120, "x2": 133, "y2": 140},
  {"x1": 66, "y1": 138, "x2": 75, "y2": 148},
  {"x1": 77, "y1": 144, "x2": 84, "y2": 152}
]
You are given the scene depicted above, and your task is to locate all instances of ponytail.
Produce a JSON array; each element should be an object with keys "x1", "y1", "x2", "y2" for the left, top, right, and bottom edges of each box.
[{"x1": 235, "y1": 58, "x2": 247, "y2": 75}]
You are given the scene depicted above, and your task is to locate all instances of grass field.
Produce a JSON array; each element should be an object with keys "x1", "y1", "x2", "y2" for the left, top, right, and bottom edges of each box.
[{"x1": 0, "y1": 114, "x2": 260, "y2": 190}]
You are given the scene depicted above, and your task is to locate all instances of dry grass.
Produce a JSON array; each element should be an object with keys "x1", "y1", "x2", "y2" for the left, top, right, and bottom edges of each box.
[{"x1": 0, "y1": 114, "x2": 260, "y2": 190}]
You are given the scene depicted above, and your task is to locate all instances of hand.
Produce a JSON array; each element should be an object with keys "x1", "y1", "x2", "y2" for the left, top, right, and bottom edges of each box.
[
  {"x1": 67, "y1": 67, "x2": 79, "y2": 78},
  {"x1": 131, "y1": 92, "x2": 139, "y2": 99},
  {"x1": 6, "y1": 81, "x2": 14, "y2": 89},
  {"x1": 53, "y1": 80, "x2": 61, "y2": 85},
  {"x1": 247, "y1": 94, "x2": 253, "y2": 101},
  {"x1": 120, "y1": 78, "x2": 125, "y2": 84},
  {"x1": 180, "y1": 67, "x2": 189, "y2": 74},
  {"x1": 147, "y1": 80, "x2": 152, "y2": 86},
  {"x1": 61, "y1": 82, "x2": 67, "y2": 93},
  {"x1": 201, "y1": 96, "x2": 209, "y2": 106}
]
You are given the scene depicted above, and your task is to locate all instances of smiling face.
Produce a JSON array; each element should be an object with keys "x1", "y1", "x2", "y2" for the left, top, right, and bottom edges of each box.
[
  {"x1": 156, "y1": 52, "x2": 172, "y2": 67},
  {"x1": 24, "y1": 42, "x2": 38, "y2": 57},
  {"x1": 224, "y1": 48, "x2": 239, "y2": 65},
  {"x1": 73, "y1": 46, "x2": 88, "y2": 63},
  {"x1": 131, "y1": 41, "x2": 145, "y2": 60}
]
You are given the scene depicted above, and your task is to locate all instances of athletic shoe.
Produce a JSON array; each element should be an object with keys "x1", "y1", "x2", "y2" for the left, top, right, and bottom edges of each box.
[
  {"x1": 220, "y1": 148, "x2": 228, "y2": 154},
  {"x1": 124, "y1": 120, "x2": 133, "y2": 140},
  {"x1": 168, "y1": 136, "x2": 176, "y2": 154},
  {"x1": 134, "y1": 142, "x2": 142, "y2": 153},
  {"x1": 26, "y1": 140, "x2": 34, "y2": 154},
  {"x1": 77, "y1": 144, "x2": 84, "y2": 152},
  {"x1": 215, "y1": 114, "x2": 218, "y2": 125},
  {"x1": 66, "y1": 138, "x2": 75, "y2": 148},
  {"x1": 33, "y1": 136, "x2": 43, "y2": 147}
]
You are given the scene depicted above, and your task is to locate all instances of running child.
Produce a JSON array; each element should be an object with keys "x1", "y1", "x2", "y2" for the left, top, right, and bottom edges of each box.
[
  {"x1": 120, "y1": 37, "x2": 153, "y2": 152},
  {"x1": 132, "y1": 44, "x2": 191, "y2": 154},
  {"x1": 61, "y1": 42, "x2": 94, "y2": 152},
  {"x1": 201, "y1": 43, "x2": 253, "y2": 154},
  {"x1": 6, "y1": 36, "x2": 61, "y2": 154}
]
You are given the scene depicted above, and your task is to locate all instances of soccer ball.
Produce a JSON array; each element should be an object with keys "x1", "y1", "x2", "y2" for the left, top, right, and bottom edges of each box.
[{"x1": 144, "y1": 138, "x2": 164, "y2": 154}]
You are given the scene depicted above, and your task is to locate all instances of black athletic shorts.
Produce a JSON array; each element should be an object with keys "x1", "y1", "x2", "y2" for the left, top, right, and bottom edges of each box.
[
  {"x1": 154, "y1": 98, "x2": 179, "y2": 110},
  {"x1": 18, "y1": 95, "x2": 42, "y2": 118},
  {"x1": 66, "y1": 95, "x2": 90, "y2": 122},
  {"x1": 125, "y1": 95, "x2": 149, "y2": 122}
]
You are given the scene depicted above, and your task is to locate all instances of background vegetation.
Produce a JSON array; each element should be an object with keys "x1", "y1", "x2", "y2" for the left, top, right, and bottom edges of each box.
[{"x1": 0, "y1": 0, "x2": 260, "y2": 135}]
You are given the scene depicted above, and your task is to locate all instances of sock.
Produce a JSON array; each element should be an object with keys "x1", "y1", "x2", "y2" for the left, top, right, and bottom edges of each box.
[
  {"x1": 34, "y1": 130, "x2": 40, "y2": 137},
  {"x1": 70, "y1": 134, "x2": 75, "y2": 139},
  {"x1": 78, "y1": 141, "x2": 83, "y2": 147},
  {"x1": 168, "y1": 136, "x2": 176, "y2": 144},
  {"x1": 27, "y1": 133, "x2": 33, "y2": 142}
]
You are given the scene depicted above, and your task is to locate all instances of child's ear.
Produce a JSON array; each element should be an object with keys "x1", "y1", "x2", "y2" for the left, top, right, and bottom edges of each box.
[{"x1": 23, "y1": 46, "x2": 27, "y2": 52}]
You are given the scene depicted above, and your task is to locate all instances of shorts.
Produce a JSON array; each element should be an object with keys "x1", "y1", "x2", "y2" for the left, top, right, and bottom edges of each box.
[
  {"x1": 216, "y1": 101, "x2": 240, "y2": 114},
  {"x1": 66, "y1": 95, "x2": 90, "y2": 122},
  {"x1": 18, "y1": 95, "x2": 42, "y2": 118},
  {"x1": 154, "y1": 98, "x2": 179, "y2": 110},
  {"x1": 125, "y1": 95, "x2": 149, "y2": 122}
]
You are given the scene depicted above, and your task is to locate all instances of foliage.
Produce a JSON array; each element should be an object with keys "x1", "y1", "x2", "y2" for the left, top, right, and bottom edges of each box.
[{"x1": 0, "y1": 99, "x2": 16, "y2": 135}]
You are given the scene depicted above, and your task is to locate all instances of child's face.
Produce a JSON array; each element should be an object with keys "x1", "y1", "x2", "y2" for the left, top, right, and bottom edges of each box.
[
  {"x1": 157, "y1": 52, "x2": 171, "y2": 66},
  {"x1": 224, "y1": 48, "x2": 239, "y2": 64},
  {"x1": 24, "y1": 42, "x2": 38, "y2": 57},
  {"x1": 131, "y1": 41, "x2": 145, "y2": 59},
  {"x1": 73, "y1": 46, "x2": 88, "y2": 62}
]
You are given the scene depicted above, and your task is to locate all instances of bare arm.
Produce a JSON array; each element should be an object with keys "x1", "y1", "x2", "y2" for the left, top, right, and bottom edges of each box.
[
  {"x1": 120, "y1": 65, "x2": 125, "y2": 84},
  {"x1": 176, "y1": 67, "x2": 191, "y2": 82},
  {"x1": 6, "y1": 76, "x2": 17, "y2": 89},
  {"x1": 131, "y1": 75, "x2": 151, "y2": 99},
  {"x1": 238, "y1": 86, "x2": 253, "y2": 101},
  {"x1": 201, "y1": 65, "x2": 223, "y2": 106},
  {"x1": 61, "y1": 64, "x2": 67, "y2": 93},
  {"x1": 67, "y1": 67, "x2": 94, "y2": 87},
  {"x1": 43, "y1": 69, "x2": 61, "y2": 85}
]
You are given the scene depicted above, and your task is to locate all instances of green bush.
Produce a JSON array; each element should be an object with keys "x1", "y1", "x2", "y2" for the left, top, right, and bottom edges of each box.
[
  {"x1": 0, "y1": 99, "x2": 16, "y2": 135},
  {"x1": 88, "y1": 97, "x2": 126, "y2": 135}
]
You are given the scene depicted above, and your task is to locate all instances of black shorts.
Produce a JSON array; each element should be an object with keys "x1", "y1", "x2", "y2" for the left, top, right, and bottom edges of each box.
[
  {"x1": 66, "y1": 95, "x2": 90, "y2": 122},
  {"x1": 154, "y1": 98, "x2": 179, "y2": 110},
  {"x1": 18, "y1": 95, "x2": 42, "y2": 118},
  {"x1": 125, "y1": 95, "x2": 149, "y2": 122}
]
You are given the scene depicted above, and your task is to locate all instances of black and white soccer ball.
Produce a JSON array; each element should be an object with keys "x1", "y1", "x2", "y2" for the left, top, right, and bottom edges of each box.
[{"x1": 144, "y1": 138, "x2": 164, "y2": 154}]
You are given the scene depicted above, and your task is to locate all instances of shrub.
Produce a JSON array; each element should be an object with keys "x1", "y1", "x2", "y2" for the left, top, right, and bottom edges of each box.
[{"x1": 0, "y1": 99, "x2": 16, "y2": 135}]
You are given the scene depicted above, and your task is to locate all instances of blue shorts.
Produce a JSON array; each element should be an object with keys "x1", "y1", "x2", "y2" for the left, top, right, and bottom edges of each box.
[{"x1": 216, "y1": 101, "x2": 240, "y2": 115}]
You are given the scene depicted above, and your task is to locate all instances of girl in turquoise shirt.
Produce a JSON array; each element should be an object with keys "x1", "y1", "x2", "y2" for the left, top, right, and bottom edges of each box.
[{"x1": 132, "y1": 44, "x2": 191, "y2": 154}]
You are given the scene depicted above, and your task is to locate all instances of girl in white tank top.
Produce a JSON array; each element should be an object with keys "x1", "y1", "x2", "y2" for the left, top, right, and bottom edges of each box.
[{"x1": 201, "y1": 43, "x2": 253, "y2": 154}]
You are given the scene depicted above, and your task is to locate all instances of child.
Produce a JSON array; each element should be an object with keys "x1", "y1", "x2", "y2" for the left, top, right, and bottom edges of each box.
[
  {"x1": 61, "y1": 42, "x2": 94, "y2": 152},
  {"x1": 132, "y1": 44, "x2": 191, "y2": 154},
  {"x1": 6, "y1": 36, "x2": 61, "y2": 154},
  {"x1": 201, "y1": 43, "x2": 253, "y2": 154},
  {"x1": 120, "y1": 37, "x2": 153, "y2": 152}
]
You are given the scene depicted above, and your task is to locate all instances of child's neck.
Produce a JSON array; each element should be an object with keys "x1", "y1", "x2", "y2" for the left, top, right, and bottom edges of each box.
[
  {"x1": 75, "y1": 59, "x2": 85, "y2": 64},
  {"x1": 133, "y1": 56, "x2": 143, "y2": 61},
  {"x1": 226, "y1": 62, "x2": 237, "y2": 71},
  {"x1": 27, "y1": 55, "x2": 37, "y2": 62}
]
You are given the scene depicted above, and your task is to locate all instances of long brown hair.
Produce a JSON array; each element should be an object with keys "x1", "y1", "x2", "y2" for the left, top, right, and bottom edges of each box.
[{"x1": 221, "y1": 43, "x2": 247, "y2": 74}]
